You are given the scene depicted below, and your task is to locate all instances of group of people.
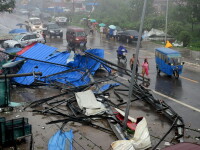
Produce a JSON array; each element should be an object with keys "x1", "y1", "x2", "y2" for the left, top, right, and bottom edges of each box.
[
  {"x1": 130, "y1": 54, "x2": 149, "y2": 78},
  {"x1": 99, "y1": 26, "x2": 117, "y2": 39},
  {"x1": 116, "y1": 44, "x2": 149, "y2": 78}
]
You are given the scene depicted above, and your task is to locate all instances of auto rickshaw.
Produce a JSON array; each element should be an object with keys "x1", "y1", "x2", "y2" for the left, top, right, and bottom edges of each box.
[{"x1": 155, "y1": 47, "x2": 184, "y2": 79}]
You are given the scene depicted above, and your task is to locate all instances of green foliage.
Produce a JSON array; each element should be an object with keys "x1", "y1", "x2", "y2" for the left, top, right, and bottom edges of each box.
[
  {"x1": 144, "y1": 16, "x2": 165, "y2": 31},
  {"x1": 178, "y1": 31, "x2": 191, "y2": 47},
  {"x1": 91, "y1": 0, "x2": 154, "y2": 30},
  {"x1": 92, "y1": 0, "x2": 130, "y2": 28},
  {"x1": 168, "y1": 21, "x2": 183, "y2": 37},
  {"x1": 129, "y1": 0, "x2": 155, "y2": 22},
  {"x1": 0, "y1": 0, "x2": 15, "y2": 13}
]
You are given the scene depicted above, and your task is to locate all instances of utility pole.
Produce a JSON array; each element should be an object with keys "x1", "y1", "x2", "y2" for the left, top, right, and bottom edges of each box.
[
  {"x1": 165, "y1": 0, "x2": 169, "y2": 43},
  {"x1": 123, "y1": 0, "x2": 147, "y2": 130}
]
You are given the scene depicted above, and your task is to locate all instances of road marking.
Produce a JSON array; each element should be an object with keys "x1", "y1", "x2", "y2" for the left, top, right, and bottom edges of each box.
[
  {"x1": 180, "y1": 76, "x2": 199, "y2": 83},
  {"x1": 153, "y1": 90, "x2": 200, "y2": 113},
  {"x1": 184, "y1": 61, "x2": 200, "y2": 67},
  {"x1": 105, "y1": 51, "x2": 111, "y2": 55}
]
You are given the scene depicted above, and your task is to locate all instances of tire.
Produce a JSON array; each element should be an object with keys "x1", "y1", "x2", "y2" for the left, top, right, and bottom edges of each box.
[
  {"x1": 156, "y1": 66, "x2": 160, "y2": 74},
  {"x1": 124, "y1": 57, "x2": 127, "y2": 63},
  {"x1": 14, "y1": 44, "x2": 21, "y2": 48},
  {"x1": 174, "y1": 71, "x2": 179, "y2": 79}
]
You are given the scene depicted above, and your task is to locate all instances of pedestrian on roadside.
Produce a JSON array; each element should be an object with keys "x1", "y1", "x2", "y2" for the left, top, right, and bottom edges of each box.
[
  {"x1": 130, "y1": 54, "x2": 139, "y2": 73},
  {"x1": 142, "y1": 58, "x2": 149, "y2": 78},
  {"x1": 113, "y1": 29, "x2": 117, "y2": 40},
  {"x1": 109, "y1": 28, "x2": 114, "y2": 39},
  {"x1": 100, "y1": 26, "x2": 104, "y2": 38},
  {"x1": 89, "y1": 27, "x2": 94, "y2": 35}
]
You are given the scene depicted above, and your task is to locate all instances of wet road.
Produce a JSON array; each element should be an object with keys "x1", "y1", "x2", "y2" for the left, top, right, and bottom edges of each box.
[
  {"x1": 85, "y1": 34, "x2": 200, "y2": 129},
  {"x1": 0, "y1": 13, "x2": 200, "y2": 144}
]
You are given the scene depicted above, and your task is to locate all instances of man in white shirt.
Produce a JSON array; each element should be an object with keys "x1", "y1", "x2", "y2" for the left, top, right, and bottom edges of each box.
[
  {"x1": 100, "y1": 26, "x2": 104, "y2": 38},
  {"x1": 113, "y1": 29, "x2": 117, "y2": 40}
]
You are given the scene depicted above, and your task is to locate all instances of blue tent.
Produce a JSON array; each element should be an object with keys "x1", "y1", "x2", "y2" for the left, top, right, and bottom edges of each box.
[{"x1": 9, "y1": 29, "x2": 27, "y2": 34}]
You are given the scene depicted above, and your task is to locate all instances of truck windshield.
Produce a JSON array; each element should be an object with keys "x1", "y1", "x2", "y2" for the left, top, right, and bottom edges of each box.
[
  {"x1": 76, "y1": 31, "x2": 85, "y2": 37},
  {"x1": 48, "y1": 24, "x2": 59, "y2": 29},
  {"x1": 31, "y1": 19, "x2": 41, "y2": 25},
  {"x1": 169, "y1": 57, "x2": 182, "y2": 65},
  {"x1": 13, "y1": 34, "x2": 24, "y2": 41}
]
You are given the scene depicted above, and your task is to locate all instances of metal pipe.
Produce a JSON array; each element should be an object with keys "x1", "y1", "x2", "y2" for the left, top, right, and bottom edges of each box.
[
  {"x1": 0, "y1": 72, "x2": 42, "y2": 79},
  {"x1": 152, "y1": 117, "x2": 178, "y2": 150},
  {"x1": 123, "y1": 0, "x2": 147, "y2": 129}
]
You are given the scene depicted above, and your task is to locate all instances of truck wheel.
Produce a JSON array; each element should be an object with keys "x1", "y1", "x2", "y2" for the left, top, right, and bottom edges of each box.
[
  {"x1": 14, "y1": 44, "x2": 21, "y2": 48},
  {"x1": 174, "y1": 71, "x2": 179, "y2": 79}
]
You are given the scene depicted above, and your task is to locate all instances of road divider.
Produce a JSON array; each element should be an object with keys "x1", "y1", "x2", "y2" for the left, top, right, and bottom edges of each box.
[{"x1": 153, "y1": 90, "x2": 200, "y2": 113}]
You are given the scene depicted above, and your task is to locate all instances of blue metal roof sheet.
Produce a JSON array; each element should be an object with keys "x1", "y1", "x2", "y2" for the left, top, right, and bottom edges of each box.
[
  {"x1": 18, "y1": 43, "x2": 58, "y2": 60},
  {"x1": 13, "y1": 45, "x2": 108, "y2": 87},
  {"x1": 155, "y1": 47, "x2": 180, "y2": 55}
]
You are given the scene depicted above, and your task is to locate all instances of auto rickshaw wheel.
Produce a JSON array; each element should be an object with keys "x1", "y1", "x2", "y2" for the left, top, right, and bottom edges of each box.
[
  {"x1": 156, "y1": 67, "x2": 160, "y2": 74},
  {"x1": 174, "y1": 71, "x2": 179, "y2": 79}
]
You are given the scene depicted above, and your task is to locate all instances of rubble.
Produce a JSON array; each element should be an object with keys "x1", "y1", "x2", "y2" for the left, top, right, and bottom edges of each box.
[{"x1": 1, "y1": 44, "x2": 199, "y2": 149}]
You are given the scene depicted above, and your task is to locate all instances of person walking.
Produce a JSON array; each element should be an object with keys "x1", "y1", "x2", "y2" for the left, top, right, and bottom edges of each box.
[
  {"x1": 100, "y1": 26, "x2": 104, "y2": 38},
  {"x1": 130, "y1": 54, "x2": 139, "y2": 73},
  {"x1": 142, "y1": 58, "x2": 149, "y2": 78},
  {"x1": 113, "y1": 29, "x2": 117, "y2": 40}
]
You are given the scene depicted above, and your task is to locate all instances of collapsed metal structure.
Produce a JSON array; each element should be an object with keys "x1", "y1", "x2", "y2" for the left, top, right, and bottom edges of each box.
[
  {"x1": 0, "y1": 50, "x2": 185, "y2": 149},
  {"x1": 84, "y1": 51, "x2": 185, "y2": 144}
]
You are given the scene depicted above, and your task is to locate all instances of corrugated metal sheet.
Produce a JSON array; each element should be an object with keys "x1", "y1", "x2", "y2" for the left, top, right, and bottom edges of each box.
[
  {"x1": 13, "y1": 44, "x2": 107, "y2": 87},
  {"x1": 16, "y1": 43, "x2": 58, "y2": 61}
]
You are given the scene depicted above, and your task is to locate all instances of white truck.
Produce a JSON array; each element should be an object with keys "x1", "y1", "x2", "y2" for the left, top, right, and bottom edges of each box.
[{"x1": 28, "y1": 17, "x2": 43, "y2": 32}]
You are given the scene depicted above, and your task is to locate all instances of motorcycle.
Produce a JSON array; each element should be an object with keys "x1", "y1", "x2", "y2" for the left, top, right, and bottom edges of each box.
[{"x1": 117, "y1": 49, "x2": 127, "y2": 63}]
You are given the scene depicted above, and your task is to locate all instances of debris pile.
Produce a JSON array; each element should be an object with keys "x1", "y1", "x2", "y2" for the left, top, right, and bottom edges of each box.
[{"x1": 0, "y1": 43, "x2": 190, "y2": 149}]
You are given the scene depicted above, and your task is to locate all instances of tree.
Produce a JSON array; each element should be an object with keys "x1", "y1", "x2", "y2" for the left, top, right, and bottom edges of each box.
[
  {"x1": 92, "y1": 0, "x2": 130, "y2": 27},
  {"x1": 129, "y1": 0, "x2": 155, "y2": 22},
  {"x1": 178, "y1": 31, "x2": 191, "y2": 47},
  {"x1": 0, "y1": 0, "x2": 15, "y2": 13},
  {"x1": 174, "y1": 0, "x2": 200, "y2": 31}
]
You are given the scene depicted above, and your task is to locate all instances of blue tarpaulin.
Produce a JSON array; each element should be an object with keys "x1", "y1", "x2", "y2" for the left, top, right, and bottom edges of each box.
[
  {"x1": 13, "y1": 43, "x2": 110, "y2": 87},
  {"x1": 9, "y1": 29, "x2": 27, "y2": 34},
  {"x1": 48, "y1": 130, "x2": 73, "y2": 150}
]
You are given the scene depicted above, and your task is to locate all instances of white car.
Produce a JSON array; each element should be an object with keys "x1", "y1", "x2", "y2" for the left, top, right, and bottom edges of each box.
[
  {"x1": 28, "y1": 17, "x2": 43, "y2": 31},
  {"x1": 55, "y1": 17, "x2": 68, "y2": 25},
  {"x1": 3, "y1": 33, "x2": 45, "y2": 48}
]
